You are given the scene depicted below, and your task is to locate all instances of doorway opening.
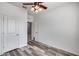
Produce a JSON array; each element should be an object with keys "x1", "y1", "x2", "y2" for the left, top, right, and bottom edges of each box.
[{"x1": 27, "y1": 22, "x2": 32, "y2": 42}]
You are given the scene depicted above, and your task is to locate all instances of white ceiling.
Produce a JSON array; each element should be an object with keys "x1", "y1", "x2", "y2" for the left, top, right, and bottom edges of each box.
[{"x1": 8, "y1": 2, "x2": 70, "y2": 15}]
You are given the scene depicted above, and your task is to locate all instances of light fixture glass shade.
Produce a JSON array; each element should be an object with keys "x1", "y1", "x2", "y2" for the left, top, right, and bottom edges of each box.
[
  {"x1": 34, "y1": 5, "x2": 39, "y2": 9},
  {"x1": 38, "y1": 8, "x2": 43, "y2": 11},
  {"x1": 31, "y1": 5, "x2": 44, "y2": 13},
  {"x1": 35, "y1": 10, "x2": 39, "y2": 12},
  {"x1": 31, "y1": 7, "x2": 34, "y2": 11}
]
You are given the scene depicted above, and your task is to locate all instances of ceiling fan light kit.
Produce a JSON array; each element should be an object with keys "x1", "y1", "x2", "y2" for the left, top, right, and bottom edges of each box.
[
  {"x1": 31, "y1": 5, "x2": 43, "y2": 12},
  {"x1": 23, "y1": 2, "x2": 47, "y2": 13}
]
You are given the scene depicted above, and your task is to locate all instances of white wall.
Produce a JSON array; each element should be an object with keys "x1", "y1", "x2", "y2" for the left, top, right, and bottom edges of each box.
[
  {"x1": 27, "y1": 15, "x2": 33, "y2": 22},
  {"x1": 33, "y1": 3, "x2": 79, "y2": 55},
  {"x1": 0, "y1": 2, "x2": 27, "y2": 17}
]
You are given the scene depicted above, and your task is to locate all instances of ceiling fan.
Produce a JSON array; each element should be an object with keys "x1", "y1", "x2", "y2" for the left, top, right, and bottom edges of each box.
[{"x1": 22, "y1": 2, "x2": 47, "y2": 12}]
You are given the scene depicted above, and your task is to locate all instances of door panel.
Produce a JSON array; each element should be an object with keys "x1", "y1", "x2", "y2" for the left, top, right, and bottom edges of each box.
[{"x1": 7, "y1": 34, "x2": 18, "y2": 51}]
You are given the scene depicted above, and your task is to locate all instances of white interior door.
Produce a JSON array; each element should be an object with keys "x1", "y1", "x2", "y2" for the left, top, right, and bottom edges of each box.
[
  {"x1": 18, "y1": 18, "x2": 27, "y2": 48},
  {"x1": 0, "y1": 16, "x2": 27, "y2": 54},
  {"x1": 7, "y1": 16, "x2": 19, "y2": 51},
  {"x1": 3, "y1": 16, "x2": 19, "y2": 52}
]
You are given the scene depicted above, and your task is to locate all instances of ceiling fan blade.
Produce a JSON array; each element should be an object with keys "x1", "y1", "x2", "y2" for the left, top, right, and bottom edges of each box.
[
  {"x1": 22, "y1": 6, "x2": 27, "y2": 9},
  {"x1": 39, "y1": 5, "x2": 47, "y2": 9},
  {"x1": 38, "y1": 2, "x2": 43, "y2": 3},
  {"x1": 23, "y1": 3, "x2": 34, "y2": 5},
  {"x1": 34, "y1": 2, "x2": 43, "y2": 5}
]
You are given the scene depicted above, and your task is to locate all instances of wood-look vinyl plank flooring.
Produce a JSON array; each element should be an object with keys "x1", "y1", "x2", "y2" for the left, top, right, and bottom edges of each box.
[{"x1": 1, "y1": 41, "x2": 77, "y2": 56}]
